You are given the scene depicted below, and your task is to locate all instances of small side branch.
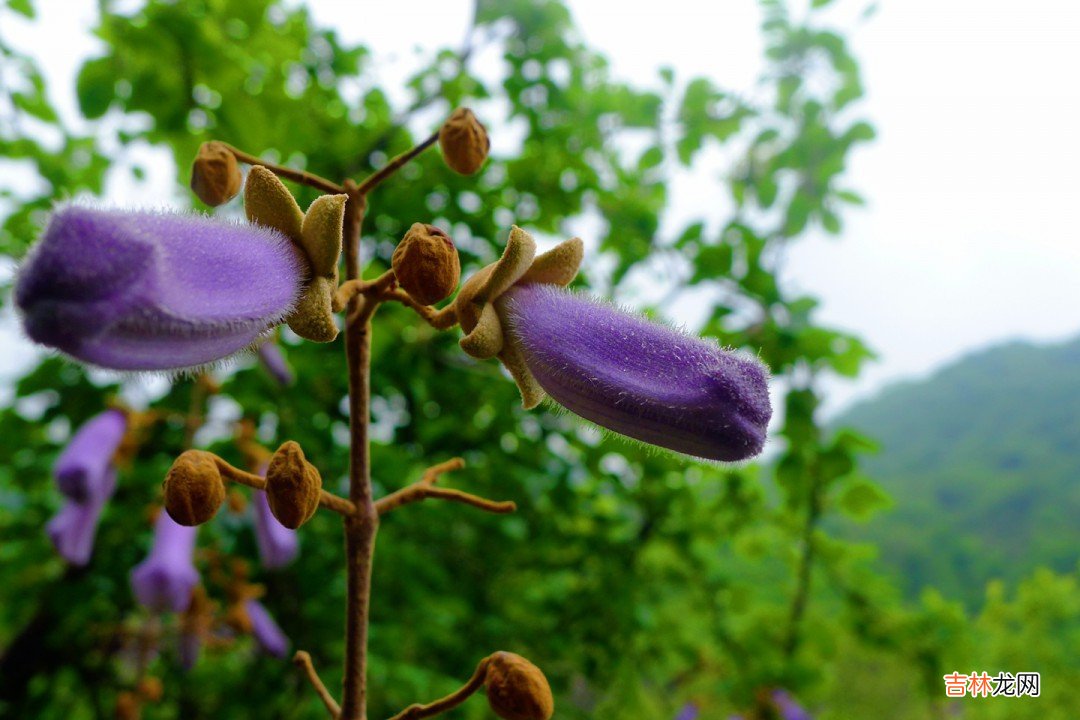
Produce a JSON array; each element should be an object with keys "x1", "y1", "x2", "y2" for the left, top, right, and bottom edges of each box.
[
  {"x1": 333, "y1": 270, "x2": 397, "y2": 313},
  {"x1": 387, "y1": 657, "x2": 489, "y2": 720},
  {"x1": 294, "y1": 651, "x2": 341, "y2": 718},
  {"x1": 356, "y1": 130, "x2": 439, "y2": 196},
  {"x1": 379, "y1": 289, "x2": 459, "y2": 330},
  {"x1": 220, "y1": 142, "x2": 345, "y2": 195},
  {"x1": 212, "y1": 456, "x2": 356, "y2": 517},
  {"x1": 375, "y1": 459, "x2": 515, "y2": 516}
]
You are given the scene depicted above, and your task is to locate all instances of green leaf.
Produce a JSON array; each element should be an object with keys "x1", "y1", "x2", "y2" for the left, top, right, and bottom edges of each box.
[
  {"x1": 8, "y1": 0, "x2": 34, "y2": 18},
  {"x1": 75, "y1": 57, "x2": 115, "y2": 119},
  {"x1": 836, "y1": 477, "x2": 892, "y2": 521}
]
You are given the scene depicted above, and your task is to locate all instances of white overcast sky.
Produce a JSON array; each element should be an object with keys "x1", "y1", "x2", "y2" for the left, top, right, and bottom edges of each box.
[{"x1": 2, "y1": 0, "x2": 1079, "y2": 413}]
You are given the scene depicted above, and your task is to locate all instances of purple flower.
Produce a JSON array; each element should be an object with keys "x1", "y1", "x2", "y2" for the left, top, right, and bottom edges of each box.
[
  {"x1": 256, "y1": 340, "x2": 294, "y2": 386},
  {"x1": 772, "y1": 690, "x2": 812, "y2": 720},
  {"x1": 245, "y1": 599, "x2": 289, "y2": 657},
  {"x1": 15, "y1": 206, "x2": 304, "y2": 371},
  {"x1": 54, "y1": 408, "x2": 127, "y2": 501},
  {"x1": 498, "y1": 284, "x2": 771, "y2": 461},
  {"x1": 252, "y1": 488, "x2": 299, "y2": 569},
  {"x1": 46, "y1": 468, "x2": 116, "y2": 566},
  {"x1": 674, "y1": 703, "x2": 699, "y2": 720},
  {"x1": 131, "y1": 511, "x2": 200, "y2": 612}
]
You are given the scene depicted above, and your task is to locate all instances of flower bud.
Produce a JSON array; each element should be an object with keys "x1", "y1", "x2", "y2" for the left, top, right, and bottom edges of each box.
[
  {"x1": 484, "y1": 652, "x2": 554, "y2": 720},
  {"x1": 392, "y1": 223, "x2": 461, "y2": 305},
  {"x1": 163, "y1": 450, "x2": 226, "y2": 526},
  {"x1": 265, "y1": 441, "x2": 322, "y2": 529},
  {"x1": 190, "y1": 141, "x2": 242, "y2": 206},
  {"x1": 439, "y1": 108, "x2": 490, "y2": 175},
  {"x1": 137, "y1": 677, "x2": 164, "y2": 702}
]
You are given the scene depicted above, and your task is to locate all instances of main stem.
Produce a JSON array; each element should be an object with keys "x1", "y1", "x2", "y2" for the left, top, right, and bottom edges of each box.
[{"x1": 341, "y1": 182, "x2": 378, "y2": 720}]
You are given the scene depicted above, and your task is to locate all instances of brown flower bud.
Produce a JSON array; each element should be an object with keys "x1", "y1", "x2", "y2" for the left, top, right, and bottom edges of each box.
[
  {"x1": 484, "y1": 652, "x2": 554, "y2": 720},
  {"x1": 137, "y1": 677, "x2": 164, "y2": 703},
  {"x1": 265, "y1": 441, "x2": 322, "y2": 529},
  {"x1": 115, "y1": 691, "x2": 141, "y2": 720},
  {"x1": 163, "y1": 450, "x2": 226, "y2": 526},
  {"x1": 392, "y1": 223, "x2": 461, "y2": 305},
  {"x1": 190, "y1": 141, "x2": 242, "y2": 206},
  {"x1": 439, "y1": 108, "x2": 490, "y2": 175}
]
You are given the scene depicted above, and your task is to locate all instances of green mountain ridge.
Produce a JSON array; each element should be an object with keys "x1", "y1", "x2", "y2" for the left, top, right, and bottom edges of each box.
[{"x1": 837, "y1": 334, "x2": 1080, "y2": 605}]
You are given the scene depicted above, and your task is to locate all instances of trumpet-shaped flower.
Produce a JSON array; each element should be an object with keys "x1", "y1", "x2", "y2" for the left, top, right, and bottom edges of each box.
[
  {"x1": 453, "y1": 227, "x2": 771, "y2": 461},
  {"x1": 54, "y1": 408, "x2": 127, "y2": 501},
  {"x1": 252, "y1": 488, "x2": 299, "y2": 569},
  {"x1": 15, "y1": 206, "x2": 304, "y2": 371},
  {"x1": 245, "y1": 599, "x2": 289, "y2": 657},
  {"x1": 256, "y1": 341, "x2": 295, "y2": 386},
  {"x1": 772, "y1": 690, "x2": 813, "y2": 720},
  {"x1": 131, "y1": 511, "x2": 200, "y2": 612},
  {"x1": 499, "y1": 284, "x2": 771, "y2": 462},
  {"x1": 46, "y1": 468, "x2": 116, "y2": 566}
]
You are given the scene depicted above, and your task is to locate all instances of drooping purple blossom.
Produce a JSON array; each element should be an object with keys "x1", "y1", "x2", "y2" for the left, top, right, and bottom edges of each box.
[
  {"x1": 499, "y1": 284, "x2": 771, "y2": 461},
  {"x1": 54, "y1": 408, "x2": 127, "y2": 501},
  {"x1": 772, "y1": 690, "x2": 813, "y2": 720},
  {"x1": 130, "y1": 511, "x2": 200, "y2": 612},
  {"x1": 252, "y1": 488, "x2": 298, "y2": 569},
  {"x1": 256, "y1": 340, "x2": 295, "y2": 386},
  {"x1": 15, "y1": 206, "x2": 304, "y2": 371},
  {"x1": 46, "y1": 468, "x2": 116, "y2": 566},
  {"x1": 245, "y1": 598, "x2": 289, "y2": 657}
]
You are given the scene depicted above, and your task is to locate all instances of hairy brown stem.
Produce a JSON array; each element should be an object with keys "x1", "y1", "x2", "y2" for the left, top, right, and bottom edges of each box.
[
  {"x1": 294, "y1": 651, "x2": 341, "y2": 718},
  {"x1": 333, "y1": 271, "x2": 397, "y2": 313},
  {"x1": 377, "y1": 289, "x2": 460, "y2": 330},
  {"x1": 387, "y1": 657, "x2": 490, "y2": 720},
  {"x1": 340, "y1": 181, "x2": 379, "y2": 720},
  {"x1": 220, "y1": 142, "x2": 345, "y2": 195}
]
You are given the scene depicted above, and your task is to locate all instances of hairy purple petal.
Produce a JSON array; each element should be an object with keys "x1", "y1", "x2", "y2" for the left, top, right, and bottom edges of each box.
[
  {"x1": 501, "y1": 284, "x2": 771, "y2": 461},
  {"x1": 46, "y1": 468, "x2": 116, "y2": 566},
  {"x1": 245, "y1": 599, "x2": 289, "y2": 658},
  {"x1": 252, "y1": 488, "x2": 299, "y2": 569},
  {"x1": 256, "y1": 341, "x2": 294, "y2": 386},
  {"x1": 15, "y1": 206, "x2": 305, "y2": 370},
  {"x1": 54, "y1": 408, "x2": 127, "y2": 501},
  {"x1": 130, "y1": 512, "x2": 199, "y2": 612}
]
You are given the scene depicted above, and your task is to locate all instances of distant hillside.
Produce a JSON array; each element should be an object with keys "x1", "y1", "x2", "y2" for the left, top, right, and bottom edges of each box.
[{"x1": 836, "y1": 335, "x2": 1080, "y2": 606}]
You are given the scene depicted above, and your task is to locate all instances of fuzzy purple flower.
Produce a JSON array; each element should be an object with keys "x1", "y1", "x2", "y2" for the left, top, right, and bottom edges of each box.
[
  {"x1": 54, "y1": 408, "x2": 127, "y2": 501},
  {"x1": 46, "y1": 468, "x2": 116, "y2": 566},
  {"x1": 499, "y1": 284, "x2": 771, "y2": 461},
  {"x1": 245, "y1": 599, "x2": 289, "y2": 657},
  {"x1": 256, "y1": 340, "x2": 294, "y2": 386},
  {"x1": 131, "y1": 511, "x2": 200, "y2": 612},
  {"x1": 252, "y1": 488, "x2": 299, "y2": 568},
  {"x1": 15, "y1": 206, "x2": 304, "y2": 371}
]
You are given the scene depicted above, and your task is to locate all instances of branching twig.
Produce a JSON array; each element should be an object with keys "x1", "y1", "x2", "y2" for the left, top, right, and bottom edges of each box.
[
  {"x1": 293, "y1": 651, "x2": 341, "y2": 718},
  {"x1": 375, "y1": 458, "x2": 515, "y2": 516},
  {"x1": 387, "y1": 656, "x2": 490, "y2": 720},
  {"x1": 333, "y1": 270, "x2": 397, "y2": 313},
  {"x1": 220, "y1": 142, "x2": 345, "y2": 195},
  {"x1": 355, "y1": 131, "x2": 439, "y2": 196},
  {"x1": 378, "y1": 289, "x2": 459, "y2": 330}
]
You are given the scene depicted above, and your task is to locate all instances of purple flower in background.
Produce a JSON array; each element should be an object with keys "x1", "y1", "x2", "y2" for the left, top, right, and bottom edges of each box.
[
  {"x1": 252, "y1": 488, "x2": 298, "y2": 568},
  {"x1": 674, "y1": 702, "x2": 699, "y2": 720},
  {"x1": 15, "y1": 206, "x2": 304, "y2": 371},
  {"x1": 772, "y1": 690, "x2": 813, "y2": 720},
  {"x1": 245, "y1": 598, "x2": 289, "y2": 657},
  {"x1": 499, "y1": 284, "x2": 771, "y2": 461},
  {"x1": 131, "y1": 511, "x2": 200, "y2": 612},
  {"x1": 54, "y1": 408, "x2": 127, "y2": 501},
  {"x1": 46, "y1": 468, "x2": 116, "y2": 566},
  {"x1": 256, "y1": 340, "x2": 294, "y2": 386}
]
